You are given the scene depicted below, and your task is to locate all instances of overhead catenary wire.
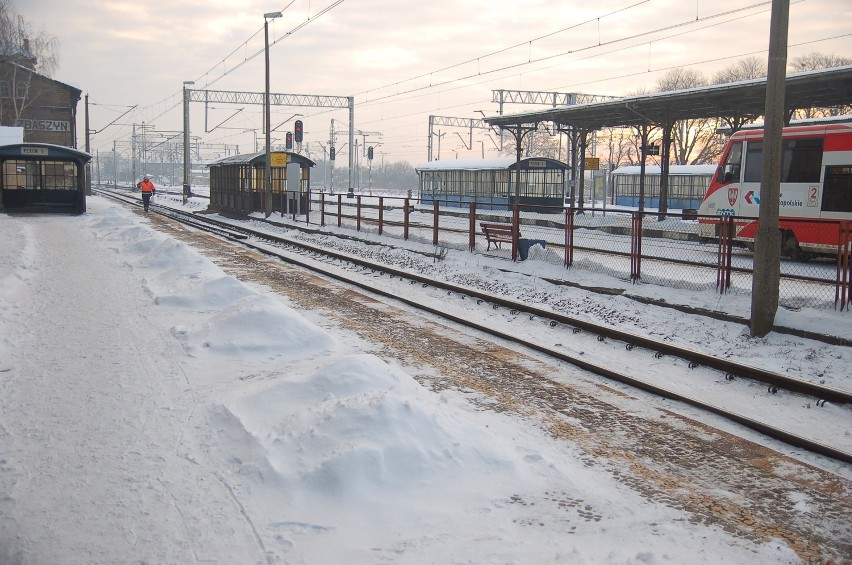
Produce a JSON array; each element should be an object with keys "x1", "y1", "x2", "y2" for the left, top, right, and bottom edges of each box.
[
  {"x1": 94, "y1": 0, "x2": 843, "y2": 158},
  {"x1": 92, "y1": 0, "x2": 346, "y2": 151}
]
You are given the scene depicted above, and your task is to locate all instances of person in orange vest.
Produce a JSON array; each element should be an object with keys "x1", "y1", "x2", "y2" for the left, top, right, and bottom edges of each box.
[{"x1": 139, "y1": 176, "x2": 156, "y2": 212}]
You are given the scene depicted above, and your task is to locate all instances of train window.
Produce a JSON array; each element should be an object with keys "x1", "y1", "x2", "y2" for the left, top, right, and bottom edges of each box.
[
  {"x1": 822, "y1": 165, "x2": 852, "y2": 212},
  {"x1": 781, "y1": 138, "x2": 823, "y2": 182},
  {"x1": 742, "y1": 137, "x2": 824, "y2": 183},
  {"x1": 721, "y1": 141, "x2": 742, "y2": 183}
]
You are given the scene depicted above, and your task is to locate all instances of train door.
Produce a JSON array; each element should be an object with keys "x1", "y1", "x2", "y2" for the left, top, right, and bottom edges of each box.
[
  {"x1": 739, "y1": 139, "x2": 763, "y2": 218},
  {"x1": 821, "y1": 165, "x2": 852, "y2": 217}
]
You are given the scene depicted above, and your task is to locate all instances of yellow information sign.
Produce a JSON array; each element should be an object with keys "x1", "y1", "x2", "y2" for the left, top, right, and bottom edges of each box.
[
  {"x1": 270, "y1": 152, "x2": 288, "y2": 167},
  {"x1": 584, "y1": 157, "x2": 600, "y2": 170}
]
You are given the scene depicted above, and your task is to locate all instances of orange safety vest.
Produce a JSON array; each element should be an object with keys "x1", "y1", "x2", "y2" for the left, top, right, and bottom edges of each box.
[{"x1": 139, "y1": 180, "x2": 155, "y2": 193}]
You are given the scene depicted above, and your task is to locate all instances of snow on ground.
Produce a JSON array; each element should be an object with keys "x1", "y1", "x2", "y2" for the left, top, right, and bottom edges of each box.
[{"x1": 0, "y1": 195, "x2": 845, "y2": 563}]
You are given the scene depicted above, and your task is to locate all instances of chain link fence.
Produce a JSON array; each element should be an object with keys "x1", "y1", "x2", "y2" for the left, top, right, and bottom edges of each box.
[{"x1": 311, "y1": 192, "x2": 851, "y2": 311}]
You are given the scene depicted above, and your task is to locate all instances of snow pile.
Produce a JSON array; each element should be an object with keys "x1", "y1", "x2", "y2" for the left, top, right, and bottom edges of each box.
[{"x1": 173, "y1": 293, "x2": 337, "y2": 358}]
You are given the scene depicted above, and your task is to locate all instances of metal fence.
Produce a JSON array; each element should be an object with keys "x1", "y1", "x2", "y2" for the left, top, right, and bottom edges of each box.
[{"x1": 301, "y1": 192, "x2": 852, "y2": 311}]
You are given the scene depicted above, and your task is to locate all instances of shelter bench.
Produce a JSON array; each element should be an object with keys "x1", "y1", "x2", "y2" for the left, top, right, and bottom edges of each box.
[{"x1": 480, "y1": 222, "x2": 517, "y2": 251}]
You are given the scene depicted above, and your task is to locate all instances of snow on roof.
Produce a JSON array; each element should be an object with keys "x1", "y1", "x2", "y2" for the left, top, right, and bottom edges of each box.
[
  {"x1": 611, "y1": 164, "x2": 718, "y2": 176},
  {"x1": 415, "y1": 158, "x2": 516, "y2": 171}
]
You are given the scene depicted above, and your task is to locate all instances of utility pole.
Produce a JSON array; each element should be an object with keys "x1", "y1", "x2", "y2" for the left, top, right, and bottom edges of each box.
[
  {"x1": 183, "y1": 81, "x2": 194, "y2": 202},
  {"x1": 329, "y1": 119, "x2": 335, "y2": 193},
  {"x1": 131, "y1": 123, "x2": 136, "y2": 186},
  {"x1": 751, "y1": 0, "x2": 789, "y2": 337},
  {"x1": 84, "y1": 94, "x2": 92, "y2": 195}
]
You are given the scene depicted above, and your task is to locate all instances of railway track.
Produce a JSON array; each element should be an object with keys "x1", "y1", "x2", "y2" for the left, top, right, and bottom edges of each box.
[{"x1": 98, "y1": 188, "x2": 852, "y2": 464}]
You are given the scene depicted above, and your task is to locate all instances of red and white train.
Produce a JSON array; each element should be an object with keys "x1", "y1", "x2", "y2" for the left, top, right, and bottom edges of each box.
[{"x1": 697, "y1": 119, "x2": 852, "y2": 258}]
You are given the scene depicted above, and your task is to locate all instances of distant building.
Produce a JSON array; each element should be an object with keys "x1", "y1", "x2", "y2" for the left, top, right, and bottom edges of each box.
[{"x1": 0, "y1": 42, "x2": 81, "y2": 148}]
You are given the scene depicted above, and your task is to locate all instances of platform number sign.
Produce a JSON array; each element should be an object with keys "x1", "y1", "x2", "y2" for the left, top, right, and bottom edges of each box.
[{"x1": 294, "y1": 120, "x2": 303, "y2": 143}]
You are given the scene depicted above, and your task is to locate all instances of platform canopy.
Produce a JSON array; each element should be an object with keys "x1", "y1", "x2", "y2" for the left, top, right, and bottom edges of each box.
[
  {"x1": 483, "y1": 66, "x2": 852, "y2": 131},
  {"x1": 0, "y1": 143, "x2": 91, "y2": 163}
]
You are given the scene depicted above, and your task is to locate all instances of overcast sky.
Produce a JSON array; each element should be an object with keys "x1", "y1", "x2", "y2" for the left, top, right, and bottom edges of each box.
[{"x1": 19, "y1": 0, "x2": 852, "y2": 167}]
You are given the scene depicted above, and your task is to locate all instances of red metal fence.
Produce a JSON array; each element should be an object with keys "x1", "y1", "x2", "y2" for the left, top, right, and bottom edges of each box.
[{"x1": 307, "y1": 192, "x2": 852, "y2": 311}]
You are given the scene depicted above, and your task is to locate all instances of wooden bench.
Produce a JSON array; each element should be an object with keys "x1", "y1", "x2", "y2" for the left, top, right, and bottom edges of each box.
[{"x1": 480, "y1": 222, "x2": 517, "y2": 251}]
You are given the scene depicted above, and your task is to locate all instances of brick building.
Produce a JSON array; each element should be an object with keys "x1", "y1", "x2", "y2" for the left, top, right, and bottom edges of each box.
[{"x1": 0, "y1": 48, "x2": 81, "y2": 148}]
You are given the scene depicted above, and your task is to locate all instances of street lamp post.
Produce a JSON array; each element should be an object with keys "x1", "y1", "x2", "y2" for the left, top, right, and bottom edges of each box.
[
  {"x1": 182, "y1": 80, "x2": 194, "y2": 203},
  {"x1": 263, "y1": 11, "x2": 282, "y2": 217}
]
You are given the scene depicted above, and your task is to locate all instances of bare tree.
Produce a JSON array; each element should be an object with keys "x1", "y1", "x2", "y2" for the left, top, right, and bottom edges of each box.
[
  {"x1": 599, "y1": 126, "x2": 640, "y2": 169},
  {"x1": 712, "y1": 56, "x2": 767, "y2": 84},
  {"x1": 0, "y1": 0, "x2": 59, "y2": 76},
  {"x1": 498, "y1": 123, "x2": 561, "y2": 159},
  {"x1": 0, "y1": 0, "x2": 62, "y2": 134},
  {"x1": 789, "y1": 52, "x2": 851, "y2": 73},
  {"x1": 789, "y1": 52, "x2": 852, "y2": 118},
  {"x1": 708, "y1": 57, "x2": 767, "y2": 132},
  {"x1": 655, "y1": 68, "x2": 722, "y2": 165}
]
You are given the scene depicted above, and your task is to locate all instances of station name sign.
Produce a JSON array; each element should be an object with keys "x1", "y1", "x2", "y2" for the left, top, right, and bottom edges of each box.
[{"x1": 16, "y1": 119, "x2": 71, "y2": 132}]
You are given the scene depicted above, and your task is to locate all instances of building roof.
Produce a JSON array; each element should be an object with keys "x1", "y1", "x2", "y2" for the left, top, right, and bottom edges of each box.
[
  {"x1": 415, "y1": 158, "x2": 516, "y2": 171},
  {"x1": 207, "y1": 150, "x2": 316, "y2": 168},
  {"x1": 415, "y1": 157, "x2": 569, "y2": 171},
  {"x1": 0, "y1": 61, "x2": 82, "y2": 97},
  {"x1": 0, "y1": 142, "x2": 91, "y2": 162}
]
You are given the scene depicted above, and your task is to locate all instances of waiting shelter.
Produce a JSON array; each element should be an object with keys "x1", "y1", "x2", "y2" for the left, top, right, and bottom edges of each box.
[
  {"x1": 610, "y1": 164, "x2": 716, "y2": 210},
  {"x1": 208, "y1": 150, "x2": 315, "y2": 216},
  {"x1": 0, "y1": 143, "x2": 91, "y2": 214},
  {"x1": 416, "y1": 157, "x2": 570, "y2": 213}
]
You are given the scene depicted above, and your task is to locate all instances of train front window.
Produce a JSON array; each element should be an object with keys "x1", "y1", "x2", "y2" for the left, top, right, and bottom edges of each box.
[
  {"x1": 720, "y1": 141, "x2": 742, "y2": 183},
  {"x1": 822, "y1": 165, "x2": 852, "y2": 212}
]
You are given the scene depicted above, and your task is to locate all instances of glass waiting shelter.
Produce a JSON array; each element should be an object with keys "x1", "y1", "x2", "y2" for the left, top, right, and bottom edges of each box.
[
  {"x1": 416, "y1": 157, "x2": 570, "y2": 213},
  {"x1": 208, "y1": 150, "x2": 315, "y2": 215},
  {"x1": 0, "y1": 143, "x2": 90, "y2": 214}
]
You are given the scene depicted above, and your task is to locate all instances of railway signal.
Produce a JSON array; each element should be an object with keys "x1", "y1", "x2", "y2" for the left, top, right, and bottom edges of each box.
[
  {"x1": 294, "y1": 120, "x2": 303, "y2": 143},
  {"x1": 286, "y1": 132, "x2": 293, "y2": 149}
]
